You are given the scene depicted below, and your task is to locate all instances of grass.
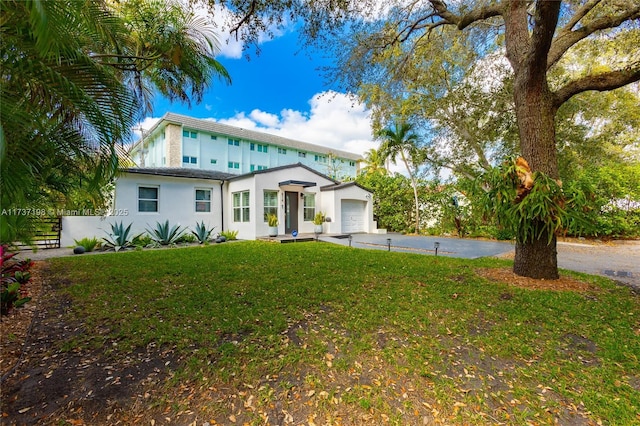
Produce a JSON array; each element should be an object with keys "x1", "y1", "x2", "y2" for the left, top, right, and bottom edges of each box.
[{"x1": 48, "y1": 241, "x2": 640, "y2": 425}]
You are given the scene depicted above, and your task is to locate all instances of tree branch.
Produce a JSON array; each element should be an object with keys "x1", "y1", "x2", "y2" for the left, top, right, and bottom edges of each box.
[
  {"x1": 528, "y1": 0, "x2": 561, "y2": 74},
  {"x1": 229, "y1": 0, "x2": 257, "y2": 41},
  {"x1": 561, "y1": 0, "x2": 602, "y2": 32},
  {"x1": 428, "y1": 0, "x2": 504, "y2": 30},
  {"x1": 548, "y1": 4, "x2": 640, "y2": 69},
  {"x1": 553, "y1": 64, "x2": 640, "y2": 108}
]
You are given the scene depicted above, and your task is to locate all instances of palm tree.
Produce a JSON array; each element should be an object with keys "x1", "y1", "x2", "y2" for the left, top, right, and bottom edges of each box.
[
  {"x1": 0, "y1": 0, "x2": 230, "y2": 243},
  {"x1": 361, "y1": 148, "x2": 388, "y2": 176},
  {"x1": 377, "y1": 121, "x2": 422, "y2": 233}
]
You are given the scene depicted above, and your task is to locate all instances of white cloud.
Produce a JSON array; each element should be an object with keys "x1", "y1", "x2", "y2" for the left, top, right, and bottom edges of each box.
[
  {"x1": 131, "y1": 116, "x2": 161, "y2": 140},
  {"x1": 216, "y1": 91, "x2": 377, "y2": 157}
]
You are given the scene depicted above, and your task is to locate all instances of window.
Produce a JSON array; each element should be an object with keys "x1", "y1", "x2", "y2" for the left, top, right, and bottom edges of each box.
[
  {"x1": 278, "y1": 147, "x2": 287, "y2": 155},
  {"x1": 210, "y1": 135, "x2": 217, "y2": 140},
  {"x1": 233, "y1": 191, "x2": 250, "y2": 222},
  {"x1": 315, "y1": 155, "x2": 327, "y2": 163},
  {"x1": 210, "y1": 159, "x2": 217, "y2": 164},
  {"x1": 195, "y1": 189, "x2": 211, "y2": 212},
  {"x1": 183, "y1": 130, "x2": 197, "y2": 138},
  {"x1": 191, "y1": 131, "x2": 197, "y2": 138},
  {"x1": 258, "y1": 165, "x2": 267, "y2": 170},
  {"x1": 138, "y1": 186, "x2": 158, "y2": 212},
  {"x1": 250, "y1": 143, "x2": 255, "y2": 151},
  {"x1": 349, "y1": 161, "x2": 355, "y2": 167},
  {"x1": 298, "y1": 152, "x2": 306, "y2": 158},
  {"x1": 258, "y1": 144, "x2": 268, "y2": 153},
  {"x1": 183, "y1": 130, "x2": 189, "y2": 137},
  {"x1": 228, "y1": 138, "x2": 240, "y2": 146},
  {"x1": 264, "y1": 191, "x2": 278, "y2": 221},
  {"x1": 182, "y1": 156, "x2": 197, "y2": 164},
  {"x1": 228, "y1": 161, "x2": 239, "y2": 169},
  {"x1": 303, "y1": 194, "x2": 315, "y2": 221}
]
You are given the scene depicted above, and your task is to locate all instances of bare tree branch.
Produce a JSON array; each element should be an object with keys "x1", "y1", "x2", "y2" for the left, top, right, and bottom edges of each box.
[
  {"x1": 553, "y1": 64, "x2": 640, "y2": 108},
  {"x1": 428, "y1": 0, "x2": 505, "y2": 30},
  {"x1": 548, "y1": 4, "x2": 640, "y2": 69},
  {"x1": 528, "y1": 1, "x2": 561, "y2": 75},
  {"x1": 561, "y1": 0, "x2": 602, "y2": 32}
]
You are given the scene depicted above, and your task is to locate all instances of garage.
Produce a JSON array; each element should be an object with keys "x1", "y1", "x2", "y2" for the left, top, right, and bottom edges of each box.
[{"x1": 341, "y1": 200, "x2": 366, "y2": 233}]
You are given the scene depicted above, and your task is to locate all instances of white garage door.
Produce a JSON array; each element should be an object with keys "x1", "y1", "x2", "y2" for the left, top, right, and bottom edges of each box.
[{"x1": 341, "y1": 200, "x2": 366, "y2": 233}]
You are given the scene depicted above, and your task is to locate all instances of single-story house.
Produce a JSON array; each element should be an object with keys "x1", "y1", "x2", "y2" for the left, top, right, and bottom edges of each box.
[{"x1": 60, "y1": 163, "x2": 380, "y2": 246}]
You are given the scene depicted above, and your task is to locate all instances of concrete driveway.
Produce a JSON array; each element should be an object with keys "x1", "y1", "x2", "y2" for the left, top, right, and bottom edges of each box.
[{"x1": 320, "y1": 233, "x2": 639, "y2": 290}]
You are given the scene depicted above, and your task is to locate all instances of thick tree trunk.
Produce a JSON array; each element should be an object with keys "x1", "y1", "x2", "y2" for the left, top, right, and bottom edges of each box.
[{"x1": 505, "y1": 1, "x2": 561, "y2": 280}]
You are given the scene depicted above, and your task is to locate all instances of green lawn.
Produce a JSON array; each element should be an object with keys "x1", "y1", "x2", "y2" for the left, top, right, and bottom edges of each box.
[{"x1": 48, "y1": 241, "x2": 640, "y2": 425}]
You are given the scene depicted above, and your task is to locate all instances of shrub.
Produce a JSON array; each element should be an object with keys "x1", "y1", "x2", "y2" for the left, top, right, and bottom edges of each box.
[
  {"x1": 191, "y1": 221, "x2": 216, "y2": 244},
  {"x1": 103, "y1": 221, "x2": 138, "y2": 251},
  {"x1": 176, "y1": 233, "x2": 197, "y2": 244},
  {"x1": 74, "y1": 237, "x2": 100, "y2": 252},
  {"x1": 146, "y1": 220, "x2": 186, "y2": 245},
  {"x1": 1, "y1": 245, "x2": 33, "y2": 315},
  {"x1": 132, "y1": 234, "x2": 153, "y2": 248},
  {"x1": 313, "y1": 212, "x2": 325, "y2": 225},
  {"x1": 219, "y1": 230, "x2": 238, "y2": 240}
]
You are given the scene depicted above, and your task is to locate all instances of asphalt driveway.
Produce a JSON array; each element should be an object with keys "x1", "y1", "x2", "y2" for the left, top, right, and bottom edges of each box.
[{"x1": 320, "y1": 233, "x2": 639, "y2": 290}]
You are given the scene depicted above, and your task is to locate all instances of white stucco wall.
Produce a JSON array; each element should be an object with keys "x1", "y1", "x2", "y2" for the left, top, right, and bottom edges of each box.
[
  {"x1": 321, "y1": 184, "x2": 375, "y2": 234},
  {"x1": 61, "y1": 173, "x2": 224, "y2": 246}
]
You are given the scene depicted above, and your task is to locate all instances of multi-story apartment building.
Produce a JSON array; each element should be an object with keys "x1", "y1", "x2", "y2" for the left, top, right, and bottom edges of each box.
[{"x1": 130, "y1": 112, "x2": 362, "y2": 179}]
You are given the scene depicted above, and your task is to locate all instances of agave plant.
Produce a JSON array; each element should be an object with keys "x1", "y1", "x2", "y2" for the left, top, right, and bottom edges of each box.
[
  {"x1": 103, "y1": 221, "x2": 137, "y2": 251},
  {"x1": 146, "y1": 220, "x2": 186, "y2": 245},
  {"x1": 191, "y1": 221, "x2": 216, "y2": 244}
]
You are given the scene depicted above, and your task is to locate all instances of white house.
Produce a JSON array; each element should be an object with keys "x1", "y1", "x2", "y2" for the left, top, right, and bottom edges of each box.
[
  {"x1": 60, "y1": 164, "x2": 378, "y2": 246},
  {"x1": 130, "y1": 112, "x2": 362, "y2": 180}
]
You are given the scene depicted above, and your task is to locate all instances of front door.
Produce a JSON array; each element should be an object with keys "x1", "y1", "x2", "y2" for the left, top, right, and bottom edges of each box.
[{"x1": 285, "y1": 191, "x2": 299, "y2": 234}]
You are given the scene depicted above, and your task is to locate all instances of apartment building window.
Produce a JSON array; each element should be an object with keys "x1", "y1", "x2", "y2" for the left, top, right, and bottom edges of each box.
[
  {"x1": 182, "y1": 156, "x2": 197, "y2": 164},
  {"x1": 349, "y1": 161, "x2": 356, "y2": 167},
  {"x1": 298, "y1": 152, "x2": 306, "y2": 158},
  {"x1": 228, "y1": 138, "x2": 240, "y2": 146},
  {"x1": 233, "y1": 191, "x2": 250, "y2": 222},
  {"x1": 228, "y1": 161, "x2": 240, "y2": 169},
  {"x1": 210, "y1": 135, "x2": 217, "y2": 140},
  {"x1": 210, "y1": 159, "x2": 217, "y2": 164},
  {"x1": 251, "y1": 143, "x2": 268, "y2": 152},
  {"x1": 138, "y1": 186, "x2": 158, "y2": 212},
  {"x1": 264, "y1": 191, "x2": 278, "y2": 220},
  {"x1": 195, "y1": 189, "x2": 211, "y2": 212},
  {"x1": 183, "y1": 130, "x2": 197, "y2": 138},
  {"x1": 278, "y1": 148, "x2": 287, "y2": 154},
  {"x1": 315, "y1": 155, "x2": 327, "y2": 163}
]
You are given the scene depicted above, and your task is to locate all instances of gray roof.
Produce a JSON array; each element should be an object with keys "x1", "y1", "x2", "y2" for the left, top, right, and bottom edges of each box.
[
  {"x1": 137, "y1": 112, "x2": 363, "y2": 162},
  {"x1": 121, "y1": 167, "x2": 237, "y2": 181},
  {"x1": 228, "y1": 162, "x2": 339, "y2": 184},
  {"x1": 320, "y1": 181, "x2": 372, "y2": 193}
]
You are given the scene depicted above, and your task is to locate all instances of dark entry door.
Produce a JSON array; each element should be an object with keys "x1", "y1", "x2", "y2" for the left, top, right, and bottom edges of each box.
[{"x1": 285, "y1": 191, "x2": 298, "y2": 234}]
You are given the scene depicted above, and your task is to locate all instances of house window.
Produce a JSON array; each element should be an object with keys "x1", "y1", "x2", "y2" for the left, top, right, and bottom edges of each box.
[
  {"x1": 303, "y1": 194, "x2": 315, "y2": 221},
  {"x1": 298, "y1": 152, "x2": 306, "y2": 158},
  {"x1": 233, "y1": 191, "x2": 250, "y2": 222},
  {"x1": 228, "y1": 138, "x2": 240, "y2": 146},
  {"x1": 228, "y1": 161, "x2": 239, "y2": 169},
  {"x1": 195, "y1": 189, "x2": 211, "y2": 212},
  {"x1": 264, "y1": 191, "x2": 278, "y2": 221},
  {"x1": 182, "y1": 156, "x2": 197, "y2": 164},
  {"x1": 138, "y1": 186, "x2": 158, "y2": 212},
  {"x1": 278, "y1": 147, "x2": 287, "y2": 154}
]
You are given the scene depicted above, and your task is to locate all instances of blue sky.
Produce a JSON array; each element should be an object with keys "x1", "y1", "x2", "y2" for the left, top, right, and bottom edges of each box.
[{"x1": 141, "y1": 25, "x2": 378, "y2": 158}]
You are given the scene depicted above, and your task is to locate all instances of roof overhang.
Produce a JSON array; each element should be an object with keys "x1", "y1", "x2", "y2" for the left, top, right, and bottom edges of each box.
[{"x1": 279, "y1": 180, "x2": 317, "y2": 188}]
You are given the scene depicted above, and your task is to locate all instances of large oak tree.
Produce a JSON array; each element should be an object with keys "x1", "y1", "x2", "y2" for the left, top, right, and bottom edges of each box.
[{"x1": 207, "y1": 0, "x2": 640, "y2": 279}]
